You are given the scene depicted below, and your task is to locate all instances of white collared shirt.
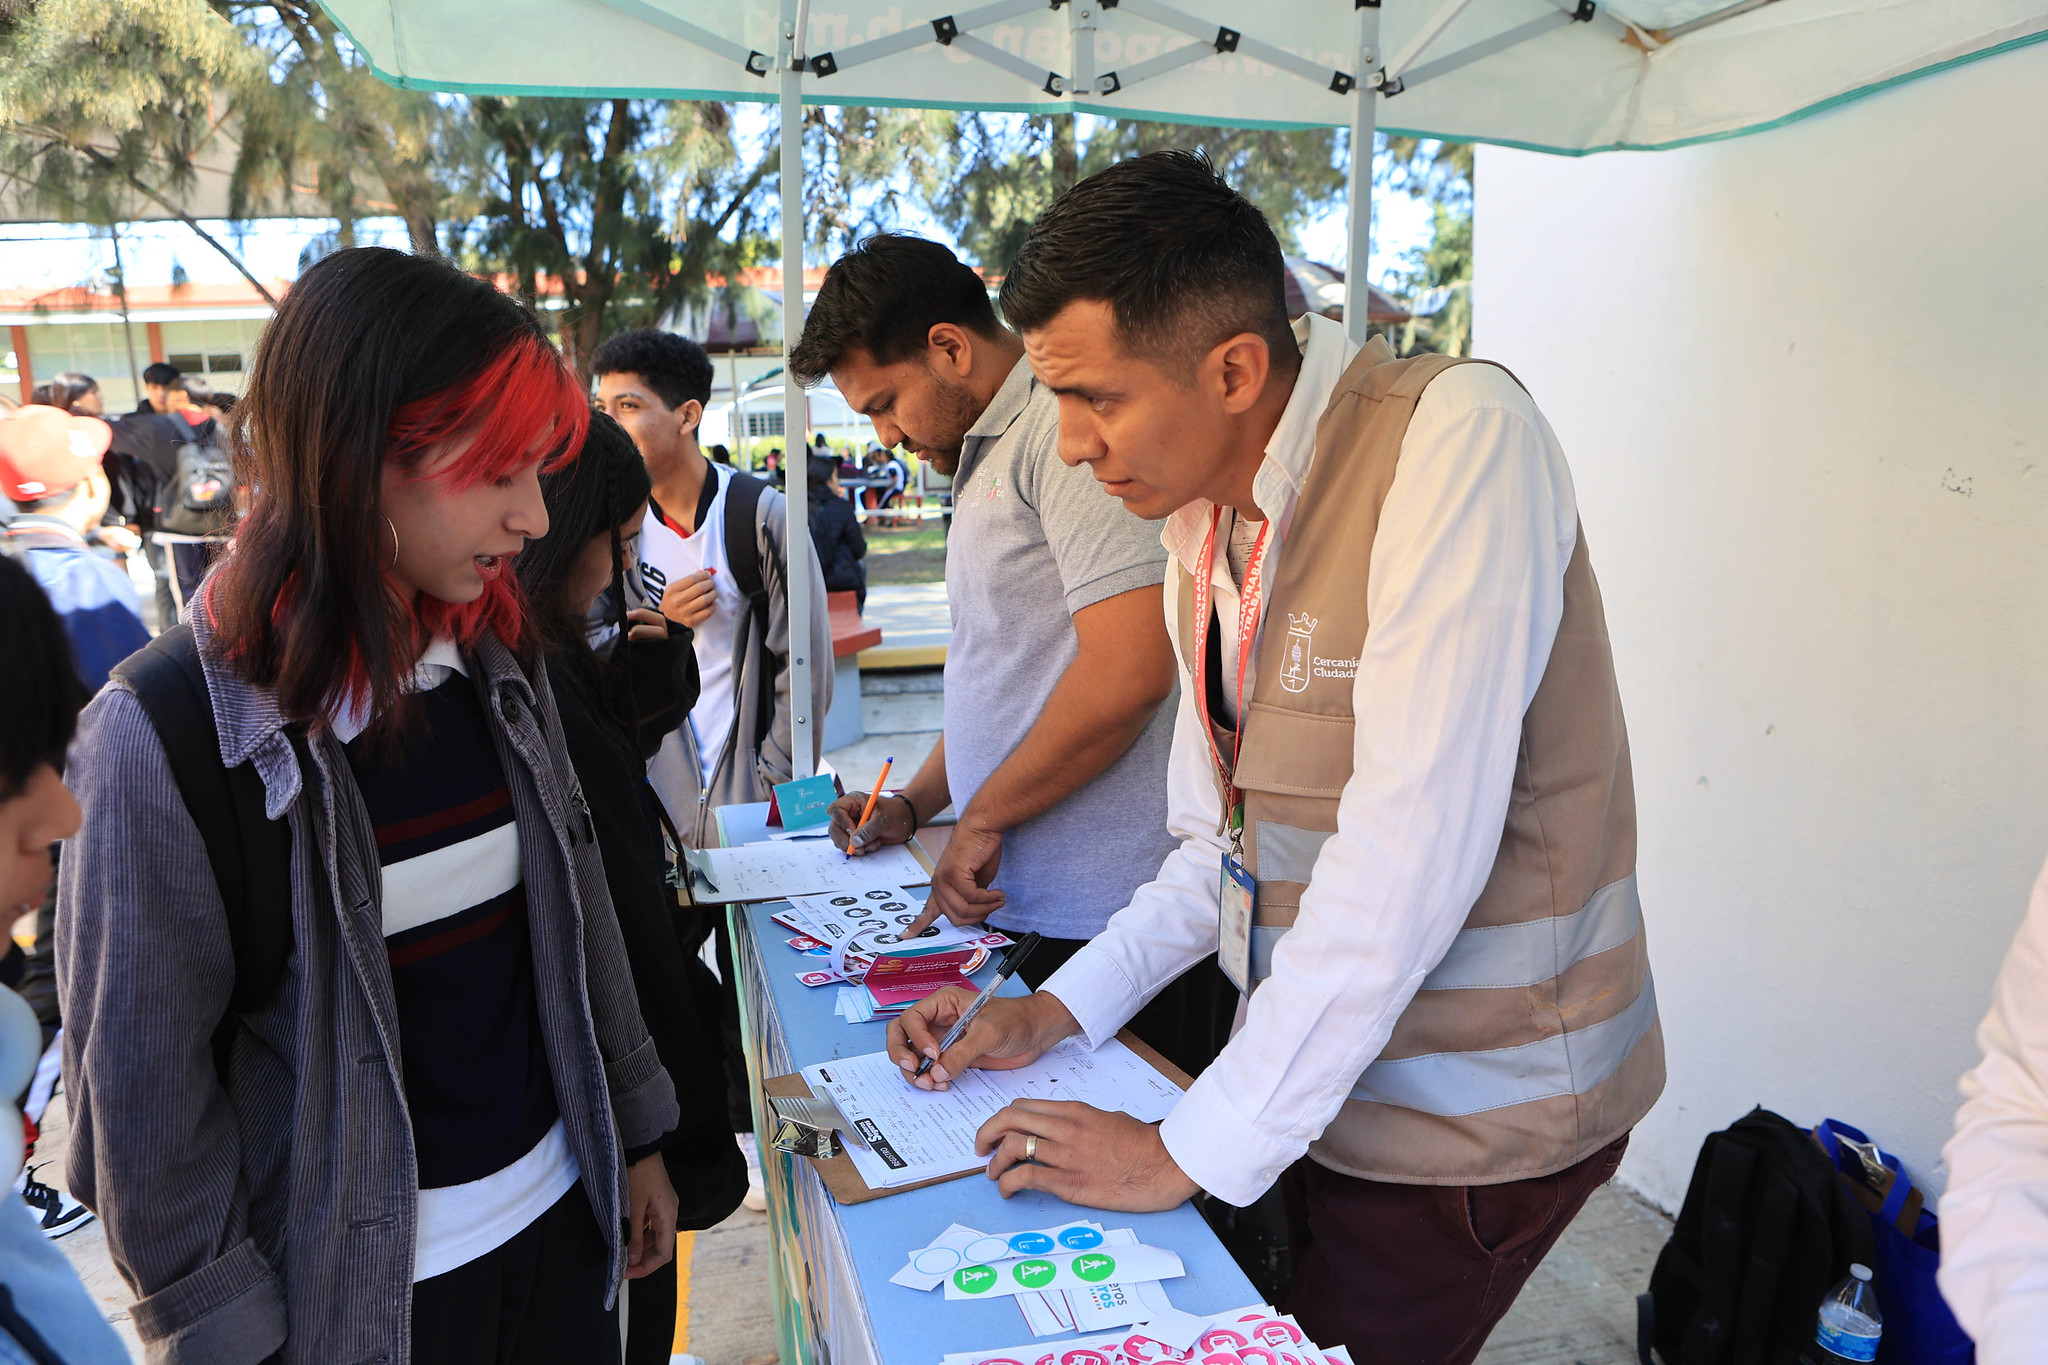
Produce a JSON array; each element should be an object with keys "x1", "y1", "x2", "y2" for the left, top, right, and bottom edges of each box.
[
  {"x1": 328, "y1": 636, "x2": 469, "y2": 744},
  {"x1": 1040, "y1": 314, "x2": 1582, "y2": 1206},
  {"x1": 1939, "y1": 854, "x2": 2048, "y2": 1361}
]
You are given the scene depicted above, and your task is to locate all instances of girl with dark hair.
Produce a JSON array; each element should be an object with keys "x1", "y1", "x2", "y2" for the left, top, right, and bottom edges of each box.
[
  {"x1": 35, "y1": 372, "x2": 102, "y2": 417},
  {"x1": 807, "y1": 454, "x2": 868, "y2": 610},
  {"x1": 520, "y1": 413, "x2": 744, "y2": 1365},
  {"x1": 56, "y1": 247, "x2": 682, "y2": 1365}
]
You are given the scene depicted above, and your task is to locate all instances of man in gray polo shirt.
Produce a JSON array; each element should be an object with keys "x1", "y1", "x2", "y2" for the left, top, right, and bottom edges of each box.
[{"x1": 793, "y1": 233, "x2": 1234, "y2": 1077}]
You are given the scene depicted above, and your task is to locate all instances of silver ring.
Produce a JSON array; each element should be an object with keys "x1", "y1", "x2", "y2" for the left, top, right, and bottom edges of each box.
[{"x1": 1023, "y1": 1134, "x2": 1039, "y2": 1163}]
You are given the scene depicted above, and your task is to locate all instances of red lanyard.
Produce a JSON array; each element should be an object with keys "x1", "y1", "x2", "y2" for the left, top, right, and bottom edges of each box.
[{"x1": 1190, "y1": 506, "x2": 1270, "y2": 822}]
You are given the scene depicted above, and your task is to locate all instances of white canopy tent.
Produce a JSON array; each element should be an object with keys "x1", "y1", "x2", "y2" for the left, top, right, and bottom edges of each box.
[{"x1": 315, "y1": 0, "x2": 2048, "y2": 777}]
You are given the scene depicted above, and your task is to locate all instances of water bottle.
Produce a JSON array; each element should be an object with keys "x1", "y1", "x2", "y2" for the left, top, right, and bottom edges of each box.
[{"x1": 1815, "y1": 1263, "x2": 1883, "y2": 1363}]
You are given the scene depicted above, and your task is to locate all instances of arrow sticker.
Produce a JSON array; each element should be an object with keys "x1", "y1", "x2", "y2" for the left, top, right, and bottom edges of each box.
[{"x1": 953, "y1": 1265, "x2": 999, "y2": 1295}]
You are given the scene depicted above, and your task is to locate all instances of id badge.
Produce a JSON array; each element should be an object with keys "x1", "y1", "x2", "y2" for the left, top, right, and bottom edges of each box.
[{"x1": 1218, "y1": 853, "x2": 1257, "y2": 994}]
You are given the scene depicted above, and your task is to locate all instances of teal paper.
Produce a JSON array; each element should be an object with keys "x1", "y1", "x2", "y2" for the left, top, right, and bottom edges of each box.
[{"x1": 774, "y1": 774, "x2": 838, "y2": 831}]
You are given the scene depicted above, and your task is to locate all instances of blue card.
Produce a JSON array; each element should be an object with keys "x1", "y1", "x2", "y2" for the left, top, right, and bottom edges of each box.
[{"x1": 772, "y1": 773, "x2": 839, "y2": 831}]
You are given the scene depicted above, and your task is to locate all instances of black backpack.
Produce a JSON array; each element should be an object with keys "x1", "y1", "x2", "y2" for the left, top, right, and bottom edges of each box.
[
  {"x1": 1640, "y1": 1107, "x2": 1878, "y2": 1365},
  {"x1": 154, "y1": 435, "x2": 234, "y2": 537},
  {"x1": 109, "y1": 625, "x2": 295, "y2": 1071}
]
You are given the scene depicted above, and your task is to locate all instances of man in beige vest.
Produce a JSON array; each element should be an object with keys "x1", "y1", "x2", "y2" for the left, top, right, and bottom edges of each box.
[{"x1": 885, "y1": 150, "x2": 1664, "y2": 1358}]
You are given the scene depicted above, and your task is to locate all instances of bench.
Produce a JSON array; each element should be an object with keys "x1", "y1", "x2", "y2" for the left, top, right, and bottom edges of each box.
[{"x1": 823, "y1": 590, "x2": 881, "y2": 750}]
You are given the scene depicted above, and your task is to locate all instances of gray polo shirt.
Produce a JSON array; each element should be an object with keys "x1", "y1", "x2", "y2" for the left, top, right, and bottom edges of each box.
[{"x1": 944, "y1": 356, "x2": 1179, "y2": 940}]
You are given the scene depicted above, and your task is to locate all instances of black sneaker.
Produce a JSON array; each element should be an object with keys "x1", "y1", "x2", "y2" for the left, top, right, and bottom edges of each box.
[{"x1": 19, "y1": 1163, "x2": 94, "y2": 1239}]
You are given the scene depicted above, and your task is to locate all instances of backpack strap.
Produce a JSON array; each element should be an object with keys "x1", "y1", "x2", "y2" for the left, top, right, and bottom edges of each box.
[
  {"x1": 719, "y1": 470, "x2": 781, "y2": 754},
  {"x1": 110, "y1": 625, "x2": 294, "y2": 1030}
]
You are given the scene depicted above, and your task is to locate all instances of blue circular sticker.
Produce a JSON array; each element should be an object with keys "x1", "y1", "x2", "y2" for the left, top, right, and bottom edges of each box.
[
  {"x1": 1008, "y1": 1232, "x2": 1055, "y2": 1255},
  {"x1": 1057, "y1": 1227, "x2": 1104, "y2": 1250}
]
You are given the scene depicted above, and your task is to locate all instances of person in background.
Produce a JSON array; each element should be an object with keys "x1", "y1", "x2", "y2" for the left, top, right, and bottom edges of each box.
[
  {"x1": 591, "y1": 329, "x2": 831, "y2": 843},
  {"x1": 9, "y1": 376, "x2": 143, "y2": 567},
  {"x1": 594, "y1": 330, "x2": 831, "y2": 1205},
  {"x1": 108, "y1": 371, "x2": 225, "y2": 623},
  {"x1": 762, "y1": 447, "x2": 782, "y2": 487},
  {"x1": 521, "y1": 413, "x2": 745, "y2": 1365},
  {"x1": 36, "y1": 372, "x2": 102, "y2": 418},
  {"x1": 708, "y1": 442, "x2": 732, "y2": 467},
  {"x1": 796, "y1": 233, "x2": 1232, "y2": 1081},
  {"x1": 208, "y1": 389, "x2": 238, "y2": 415},
  {"x1": 886, "y1": 152, "x2": 1661, "y2": 1360},
  {"x1": 806, "y1": 453, "x2": 868, "y2": 610},
  {"x1": 134, "y1": 360, "x2": 179, "y2": 415},
  {"x1": 0, "y1": 554, "x2": 129, "y2": 1361},
  {"x1": 59, "y1": 246, "x2": 681, "y2": 1364},
  {"x1": 0, "y1": 404, "x2": 152, "y2": 689}
]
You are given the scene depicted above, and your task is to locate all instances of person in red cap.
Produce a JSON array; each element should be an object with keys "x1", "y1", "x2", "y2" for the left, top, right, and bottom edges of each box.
[{"x1": 0, "y1": 405, "x2": 149, "y2": 692}]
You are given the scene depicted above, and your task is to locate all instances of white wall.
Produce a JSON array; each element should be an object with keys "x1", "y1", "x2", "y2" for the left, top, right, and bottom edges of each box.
[{"x1": 1473, "y1": 43, "x2": 2048, "y2": 1212}]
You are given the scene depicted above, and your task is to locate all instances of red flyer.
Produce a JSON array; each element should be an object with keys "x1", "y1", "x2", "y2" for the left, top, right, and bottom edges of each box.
[{"x1": 861, "y1": 949, "x2": 979, "y2": 1011}]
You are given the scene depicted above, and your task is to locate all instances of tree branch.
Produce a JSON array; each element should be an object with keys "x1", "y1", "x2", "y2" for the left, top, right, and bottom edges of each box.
[
  {"x1": 706, "y1": 149, "x2": 776, "y2": 238},
  {"x1": 22, "y1": 129, "x2": 277, "y2": 304}
]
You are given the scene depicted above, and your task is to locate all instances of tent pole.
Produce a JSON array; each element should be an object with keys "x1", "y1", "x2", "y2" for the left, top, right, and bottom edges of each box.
[
  {"x1": 1344, "y1": 5, "x2": 1381, "y2": 347},
  {"x1": 780, "y1": 5, "x2": 815, "y2": 778}
]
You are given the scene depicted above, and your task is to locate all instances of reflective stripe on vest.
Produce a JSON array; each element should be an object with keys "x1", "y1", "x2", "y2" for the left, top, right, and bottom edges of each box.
[
  {"x1": 1248, "y1": 817, "x2": 1644, "y2": 995},
  {"x1": 1347, "y1": 974, "x2": 1658, "y2": 1117},
  {"x1": 1422, "y1": 874, "x2": 1641, "y2": 991},
  {"x1": 1252, "y1": 819, "x2": 1330, "y2": 885}
]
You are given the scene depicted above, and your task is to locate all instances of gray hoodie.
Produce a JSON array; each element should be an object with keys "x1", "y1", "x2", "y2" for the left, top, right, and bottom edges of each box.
[{"x1": 56, "y1": 610, "x2": 679, "y2": 1365}]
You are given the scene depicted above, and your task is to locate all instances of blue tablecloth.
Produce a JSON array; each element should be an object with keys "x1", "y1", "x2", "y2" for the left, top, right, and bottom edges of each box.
[{"x1": 720, "y1": 803, "x2": 1259, "y2": 1365}]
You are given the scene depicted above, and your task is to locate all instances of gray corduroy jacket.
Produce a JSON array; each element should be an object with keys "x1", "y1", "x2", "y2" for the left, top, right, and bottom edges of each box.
[{"x1": 56, "y1": 611, "x2": 680, "y2": 1365}]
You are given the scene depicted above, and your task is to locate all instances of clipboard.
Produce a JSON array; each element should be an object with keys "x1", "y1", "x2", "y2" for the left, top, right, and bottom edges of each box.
[
  {"x1": 762, "y1": 1030, "x2": 1195, "y2": 1205},
  {"x1": 674, "y1": 834, "x2": 938, "y2": 906}
]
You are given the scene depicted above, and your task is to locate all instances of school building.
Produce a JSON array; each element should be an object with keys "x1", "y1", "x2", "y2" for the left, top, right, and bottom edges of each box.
[{"x1": 0, "y1": 280, "x2": 283, "y2": 409}]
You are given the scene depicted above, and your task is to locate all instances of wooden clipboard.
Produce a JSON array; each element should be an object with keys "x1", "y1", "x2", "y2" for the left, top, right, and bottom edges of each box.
[
  {"x1": 675, "y1": 834, "x2": 938, "y2": 907},
  {"x1": 763, "y1": 1031, "x2": 1194, "y2": 1205}
]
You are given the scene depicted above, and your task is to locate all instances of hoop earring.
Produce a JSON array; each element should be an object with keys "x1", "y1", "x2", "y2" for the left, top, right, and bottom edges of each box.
[{"x1": 384, "y1": 515, "x2": 400, "y2": 572}]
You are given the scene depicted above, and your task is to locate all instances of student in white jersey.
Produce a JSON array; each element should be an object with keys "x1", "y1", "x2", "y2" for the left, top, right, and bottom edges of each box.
[
  {"x1": 591, "y1": 329, "x2": 831, "y2": 848},
  {"x1": 887, "y1": 153, "x2": 1663, "y2": 1361},
  {"x1": 55, "y1": 248, "x2": 682, "y2": 1364}
]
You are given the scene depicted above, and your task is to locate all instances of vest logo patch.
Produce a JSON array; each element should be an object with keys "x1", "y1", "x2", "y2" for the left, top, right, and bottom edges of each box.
[{"x1": 1280, "y1": 613, "x2": 1317, "y2": 693}]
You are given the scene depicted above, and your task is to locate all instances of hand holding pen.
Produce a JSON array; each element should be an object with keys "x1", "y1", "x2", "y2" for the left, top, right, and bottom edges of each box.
[{"x1": 886, "y1": 935, "x2": 1087, "y2": 1089}]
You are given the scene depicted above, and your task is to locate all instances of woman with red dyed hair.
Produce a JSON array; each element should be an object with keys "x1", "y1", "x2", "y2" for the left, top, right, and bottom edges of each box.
[{"x1": 55, "y1": 247, "x2": 682, "y2": 1364}]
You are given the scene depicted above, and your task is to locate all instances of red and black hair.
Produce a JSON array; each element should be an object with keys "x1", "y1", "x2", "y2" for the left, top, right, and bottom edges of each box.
[{"x1": 209, "y1": 247, "x2": 590, "y2": 732}]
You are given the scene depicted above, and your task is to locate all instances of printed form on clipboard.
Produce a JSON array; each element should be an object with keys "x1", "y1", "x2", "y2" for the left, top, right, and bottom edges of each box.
[
  {"x1": 800, "y1": 1037, "x2": 1184, "y2": 1192},
  {"x1": 681, "y1": 838, "x2": 931, "y2": 902}
]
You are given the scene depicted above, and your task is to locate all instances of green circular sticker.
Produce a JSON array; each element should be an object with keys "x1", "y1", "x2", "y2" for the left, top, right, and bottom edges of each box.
[
  {"x1": 1011, "y1": 1259, "x2": 1057, "y2": 1289},
  {"x1": 1071, "y1": 1252, "x2": 1118, "y2": 1283},
  {"x1": 953, "y1": 1265, "x2": 999, "y2": 1295}
]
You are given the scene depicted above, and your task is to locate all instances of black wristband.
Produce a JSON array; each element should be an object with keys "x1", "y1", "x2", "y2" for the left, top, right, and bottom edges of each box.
[{"x1": 891, "y1": 789, "x2": 922, "y2": 829}]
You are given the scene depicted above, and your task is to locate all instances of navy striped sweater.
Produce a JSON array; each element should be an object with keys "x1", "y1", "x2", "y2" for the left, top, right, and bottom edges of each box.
[{"x1": 344, "y1": 672, "x2": 560, "y2": 1191}]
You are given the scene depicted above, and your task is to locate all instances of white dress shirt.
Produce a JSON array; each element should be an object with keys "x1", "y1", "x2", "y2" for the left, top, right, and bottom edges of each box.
[
  {"x1": 1040, "y1": 314, "x2": 1581, "y2": 1206},
  {"x1": 1939, "y1": 854, "x2": 2048, "y2": 1362}
]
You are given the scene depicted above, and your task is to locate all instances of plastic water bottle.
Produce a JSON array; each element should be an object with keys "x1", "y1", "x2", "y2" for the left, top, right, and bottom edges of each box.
[{"x1": 1815, "y1": 1263, "x2": 1883, "y2": 1363}]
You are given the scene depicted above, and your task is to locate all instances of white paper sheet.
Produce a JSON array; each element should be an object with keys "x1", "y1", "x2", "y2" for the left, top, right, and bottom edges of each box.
[
  {"x1": 684, "y1": 841, "x2": 929, "y2": 901},
  {"x1": 799, "y1": 1037, "x2": 1183, "y2": 1190}
]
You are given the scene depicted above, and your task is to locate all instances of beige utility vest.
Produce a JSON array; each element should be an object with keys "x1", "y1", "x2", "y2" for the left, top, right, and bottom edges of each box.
[{"x1": 1177, "y1": 337, "x2": 1664, "y2": 1185}]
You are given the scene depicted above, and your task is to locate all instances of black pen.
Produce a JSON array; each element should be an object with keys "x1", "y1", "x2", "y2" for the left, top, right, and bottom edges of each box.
[{"x1": 912, "y1": 932, "x2": 1041, "y2": 1081}]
